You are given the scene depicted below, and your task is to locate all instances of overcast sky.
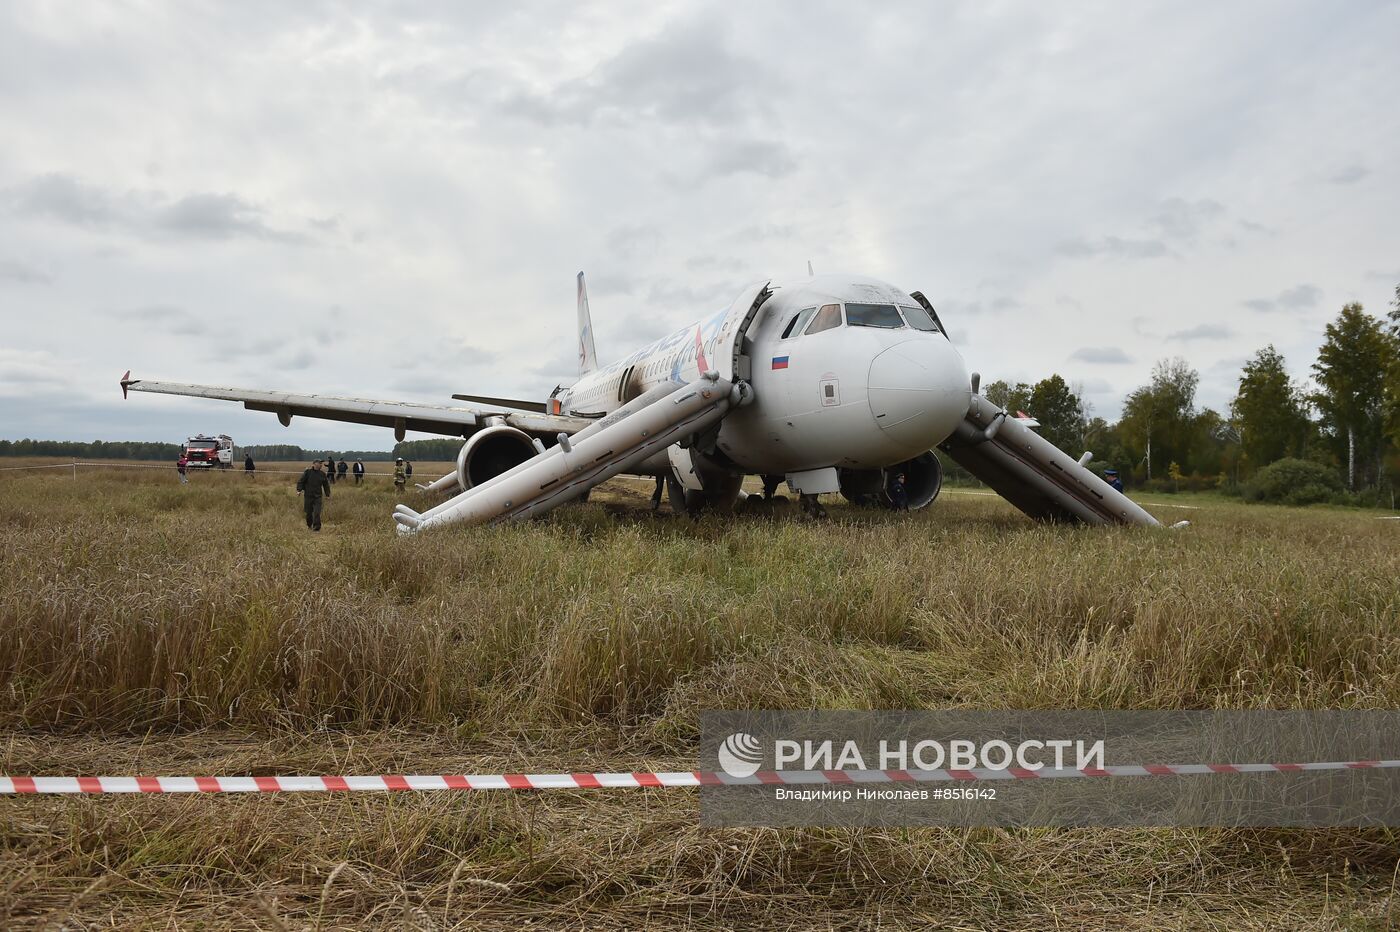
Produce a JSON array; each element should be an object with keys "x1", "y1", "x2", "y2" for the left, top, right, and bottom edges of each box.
[{"x1": 2, "y1": 1, "x2": 1397, "y2": 448}]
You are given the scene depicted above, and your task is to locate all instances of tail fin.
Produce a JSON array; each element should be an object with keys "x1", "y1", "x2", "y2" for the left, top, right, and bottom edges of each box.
[{"x1": 576, "y1": 271, "x2": 598, "y2": 375}]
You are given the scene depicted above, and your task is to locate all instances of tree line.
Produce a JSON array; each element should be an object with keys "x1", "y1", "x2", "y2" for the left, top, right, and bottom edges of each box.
[
  {"x1": 976, "y1": 289, "x2": 1400, "y2": 504},
  {"x1": 0, "y1": 439, "x2": 401, "y2": 462}
]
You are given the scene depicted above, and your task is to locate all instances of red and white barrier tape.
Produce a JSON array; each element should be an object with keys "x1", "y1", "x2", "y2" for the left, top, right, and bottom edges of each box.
[{"x1": 3, "y1": 760, "x2": 1395, "y2": 794}]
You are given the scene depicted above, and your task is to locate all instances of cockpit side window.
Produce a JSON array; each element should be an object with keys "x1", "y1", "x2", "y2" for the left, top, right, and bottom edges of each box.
[
  {"x1": 804, "y1": 303, "x2": 842, "y2": 335},
  {"x1": 898, "y1": 305, "x2": 940, "y2": 333},
  {"x1": 781, "y1": 307, "x2": 817, "y2": 339},
  {"x1": 845, "y1": 303, "x2": 905, "y2": 329}
]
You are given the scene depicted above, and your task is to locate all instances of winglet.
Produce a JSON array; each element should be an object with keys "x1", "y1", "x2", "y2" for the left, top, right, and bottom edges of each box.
[
  {"x1": 577, "y1": 271, "x2": 598, "y2": 376},
  {"x1": 120, "y1": 370, "x2": 132, "y2": 399}
]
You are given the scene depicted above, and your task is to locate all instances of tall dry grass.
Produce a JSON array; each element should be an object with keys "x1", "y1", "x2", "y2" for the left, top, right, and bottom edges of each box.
[{"x1": 0, "y1": 461, "x2": 1398, "y2": 927}]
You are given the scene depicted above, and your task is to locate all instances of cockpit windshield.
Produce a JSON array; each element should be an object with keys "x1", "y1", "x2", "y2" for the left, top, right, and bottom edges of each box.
[
  {"x1": 844, "y1": 303, "x2": 905, "y2": 329},
  {"x1": 898, "y1": 305, "x2": 940, "y2": 333},
  {"x1": 804, "y1": 304, "x2": 842, "y2": 335},
  {"x1": 781, "y1": 307, "x2": 816, "y2": 339}
]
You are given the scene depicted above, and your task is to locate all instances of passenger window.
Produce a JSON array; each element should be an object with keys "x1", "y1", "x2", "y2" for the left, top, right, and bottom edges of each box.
[
  {"x1": 781, "y1": 307, "x2": 816, "y2": 339},
  {"x1": 805, "y1": 304, "x2": 842, "y2": 335},
  {"x1": 899, "y1": 305, "x2": 940, "y2": 332},
  {"x1": 845, "y1": 303, "x2": 904, "y2": 329}
]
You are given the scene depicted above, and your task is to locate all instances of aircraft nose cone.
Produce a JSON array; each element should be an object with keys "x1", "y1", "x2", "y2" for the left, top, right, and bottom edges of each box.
[{"x1": 867, "y1": 338, "x2": 971, "y2": 450}]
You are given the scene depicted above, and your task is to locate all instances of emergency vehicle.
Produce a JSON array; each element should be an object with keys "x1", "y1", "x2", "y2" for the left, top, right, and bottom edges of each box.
[{"x1": 182, "y1": 434, "x2": 234, "y2": 468}]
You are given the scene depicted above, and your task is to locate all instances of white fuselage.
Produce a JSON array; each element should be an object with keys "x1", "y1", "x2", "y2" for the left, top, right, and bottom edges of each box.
[{"x1": 558, "y1": 274, "x2": 971, "y2": 474}]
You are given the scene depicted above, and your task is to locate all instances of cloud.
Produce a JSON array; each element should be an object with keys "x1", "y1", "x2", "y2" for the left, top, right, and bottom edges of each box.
[
  {"x1": 121, "y1": 304, "x2": 209, "y2": 337},
  {"x1": 0, "y1": 258, "x2": 50, "y2": 284},
  {"x1": 1147, "y1": 198, "x2": 1225, "y2": 240},
  {"x1": 702, "y1": 140, "x2": 797, "y2": 180},
  {"x1": 8, "y1": 173, "x2": 117, "y2": 227},
  {"x1": 1167, "y1": 324, "x2": 1234, "y2": 341},
  {"x1": 1330, "y1": 164, "x2": 1369, "y2": 185},
  {"x1": 644, "y1": 279, "x2": 735, "y2": 314},
  {"x1": 0, "y1": 348, "x2": 69, "y2": 397},
  {"x1": 282, "y1": 349, "x2": 316, "y2": 370},
  {"x1": 1242, "y1": 283, "x2": 1321, "y2": 312},
  {"x1": 497, "y1": 17, "x2": 778, "y2": 130},
  {"x1": 1069, "y1": 347, "x2": 1134, "y2": 364},
  {"x1": 1277, "y1": 284, "x2": 1322, "y2": 308},
  {"x1": 1055, "y1": 236, "x2": 1172, "y2": 259},
  {"x1": 607, "y1": 224, "x2": 664, "y2": 259},
  {"x1": 584, "y1": 272, "x2": 637, "y2": 297},
  {"x1": 5, "y1": 173, "x2": 305, "y2": 243},
  {"x1": 387, "y1": 374, "x2": 461, "y2": 397},
  {"x1": 1058, "y1": 199, "x2": 1226, "y2": 264},
  {"x1": 684, "y1": 255, "x2": 746, "y2": 274},
  {"x1": 153, "y1": 193, "x2": 304, "y2": 243}
]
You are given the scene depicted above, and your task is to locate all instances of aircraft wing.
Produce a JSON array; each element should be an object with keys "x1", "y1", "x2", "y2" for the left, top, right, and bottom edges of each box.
[{"x1": 120, "y1": 373, "x2": 591, "y2": 441}]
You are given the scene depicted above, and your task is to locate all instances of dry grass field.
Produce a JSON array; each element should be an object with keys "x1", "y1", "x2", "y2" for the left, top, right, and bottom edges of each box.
[{"x1": 0, "y1": 458, "x2": 1397, "y2": 929}]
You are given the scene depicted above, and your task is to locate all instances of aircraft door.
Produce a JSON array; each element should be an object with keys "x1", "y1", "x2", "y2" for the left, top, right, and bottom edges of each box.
[{"x1": 712, "y1": 280, "x2": 771, "y2": 382}]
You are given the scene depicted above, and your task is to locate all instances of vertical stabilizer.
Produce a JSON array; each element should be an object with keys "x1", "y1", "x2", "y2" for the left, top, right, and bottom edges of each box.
[{"x1": 576, "y1": 271, "x2": 599, "y2": 375}]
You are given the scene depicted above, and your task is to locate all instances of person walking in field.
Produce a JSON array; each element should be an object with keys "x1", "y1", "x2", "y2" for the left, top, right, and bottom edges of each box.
[
  {"x1": 297, "y1": 460, "x2": 332, "y2": 531},
  {"x1": 244, "y1": 453, "x2": 255, "y2": 477},
  {"x1": 325, "y1": 456, "x2": 336, "y2": 483},
  {"x1": 337, "y1": 458, "x2": 348, "y2": 482},
  {"x1": 176, "y1": 454, "x2": 189, "y2": 484},
  {"x1": 405, "y1": 460, "x2": 414, "y2": 480},
  {"x1": 393, "y1": 458, "x2": 407, "y2": 492},
  {"x1": 353, "y1": 460, "x2": 365, "y2": 484}
]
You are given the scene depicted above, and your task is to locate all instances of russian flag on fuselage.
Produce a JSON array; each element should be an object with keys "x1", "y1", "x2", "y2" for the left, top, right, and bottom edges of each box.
[{"x1": 771, "y1": 356, "x2": 789, "y2": 370}]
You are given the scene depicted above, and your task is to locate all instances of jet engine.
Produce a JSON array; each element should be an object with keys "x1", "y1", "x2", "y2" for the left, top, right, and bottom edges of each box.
[
  {"x1": 837, "y1": 452, "x2": 943, "y2": 509},
  {"x1": 894, "y1": 450, "x2": 943, "y2": 509},
  {"x1": 455, "y1": 425, "x2": 538, "y2": 489},
  {"x1": 838, "y1": 468, "x2": 885, "y2": 507}
]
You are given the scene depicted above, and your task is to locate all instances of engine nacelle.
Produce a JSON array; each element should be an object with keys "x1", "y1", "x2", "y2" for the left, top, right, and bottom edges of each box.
[
  {"x1": 838, "y1": 452, "x2": 943, "y2": 509},
  {"x1": 838, "y1": 468, "x2": 885, "y2": 507},
  {"x1": 895, "y1": 451, "x2": 943, "y2": 509},
  {"x1": 456, "y1": 425, "x2": 538, "y2": 490}
]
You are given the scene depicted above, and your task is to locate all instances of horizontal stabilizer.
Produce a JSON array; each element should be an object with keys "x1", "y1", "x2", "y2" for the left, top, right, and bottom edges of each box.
[{"x1": 451, "y1": 394, "x2": 548, "y2": 414}]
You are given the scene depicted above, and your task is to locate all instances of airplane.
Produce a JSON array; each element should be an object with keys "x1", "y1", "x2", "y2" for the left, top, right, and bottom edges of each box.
[{"x1": 122, "y1": 272, "x2": 1161, "y2": 533}]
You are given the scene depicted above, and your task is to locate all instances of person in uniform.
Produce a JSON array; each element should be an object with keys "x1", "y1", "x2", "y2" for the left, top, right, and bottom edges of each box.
[
  {"x1": 887, "y1": 471, "x2": 909, "y2": 511},
  {"x1": 325, "y1": 456, "x2": 337, "y2": 483},
  {"x1": 297, "y1": 460, "x2": 332, "y2": 530},
  {"x1": 393, "y1": 458, "x2": 407, "y2": 492},
  {"x1": 244, "y1": 454, "x2": 256, "y2": 478},
  {"x1": 1104, "y1": 468, "x2": 1124, "y2": 493},
  {"x1": 337, "y1": 458, "x2": 348, "y2": 482}
]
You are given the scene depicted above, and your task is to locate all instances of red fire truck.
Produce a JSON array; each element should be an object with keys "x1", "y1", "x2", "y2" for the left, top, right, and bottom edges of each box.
[{"x1": 182, "y1": 434, "x2": 235, "y2": 468}]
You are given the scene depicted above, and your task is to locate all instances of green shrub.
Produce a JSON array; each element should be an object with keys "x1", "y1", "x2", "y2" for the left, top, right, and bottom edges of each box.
[{"x1": 1242, "y1": 457, "x2": 1343, "y2": 505}]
